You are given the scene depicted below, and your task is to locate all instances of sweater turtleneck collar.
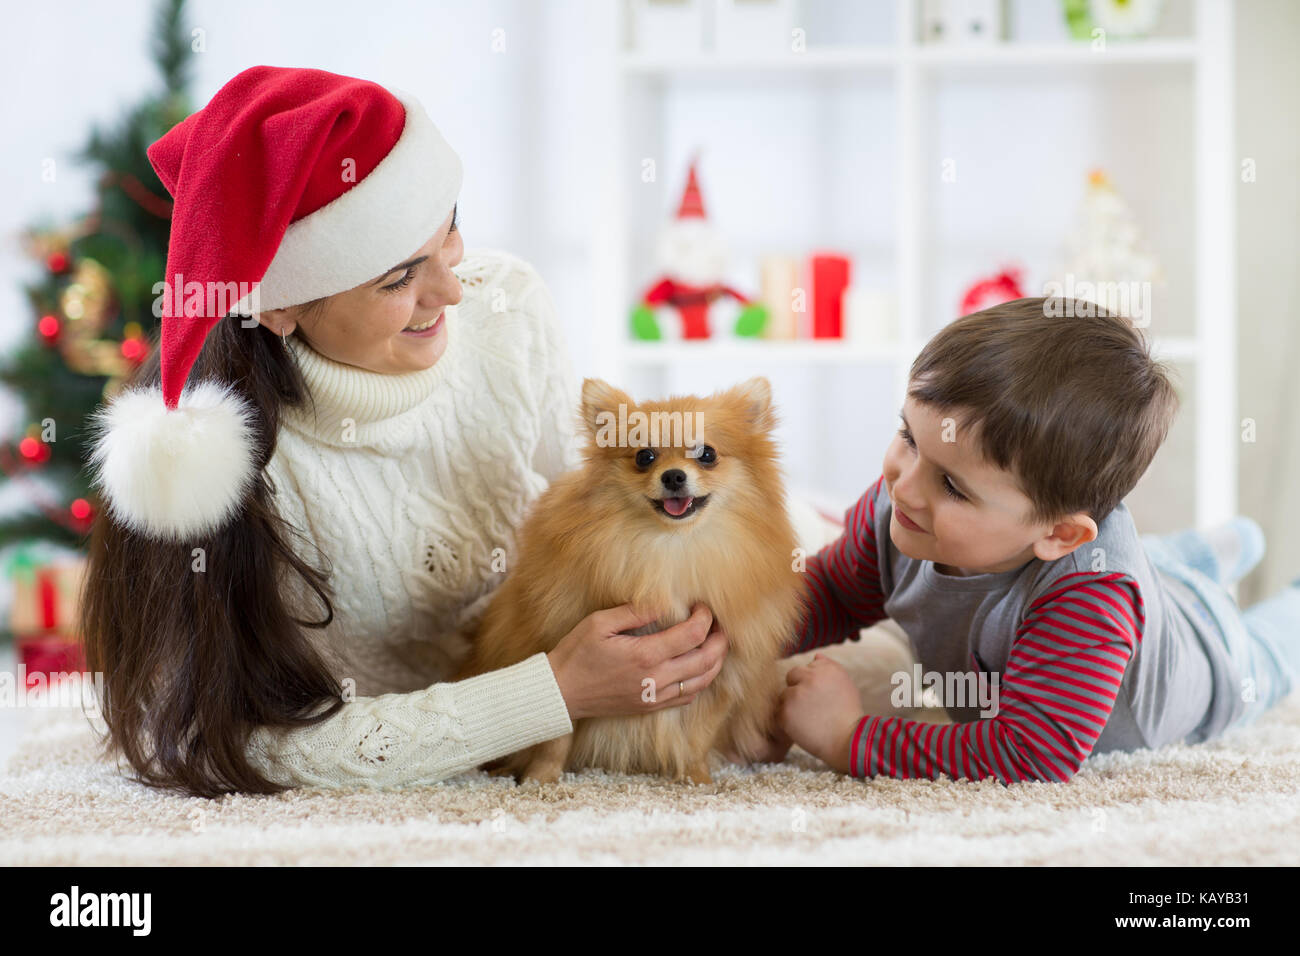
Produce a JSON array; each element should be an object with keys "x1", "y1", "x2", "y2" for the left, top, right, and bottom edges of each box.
[{"x1": 281, "y1": 302, "x2": 462, "y2": 443}]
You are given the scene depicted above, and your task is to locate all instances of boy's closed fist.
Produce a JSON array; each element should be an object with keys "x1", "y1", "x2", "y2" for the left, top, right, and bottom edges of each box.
[{"x1": 779, "y1": 653, "x2": 866, "y2": 775}]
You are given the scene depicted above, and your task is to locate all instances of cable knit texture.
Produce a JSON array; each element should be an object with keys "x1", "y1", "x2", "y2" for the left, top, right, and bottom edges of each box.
[{"x1": 246, "y1": 248, "x2": 583, "y2": 789}]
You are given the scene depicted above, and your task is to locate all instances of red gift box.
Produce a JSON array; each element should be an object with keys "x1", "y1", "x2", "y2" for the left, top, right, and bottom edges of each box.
[
  {"x1": 18, "y1": 632, "x2": 86, "y2": 686},
  {"x1": 9, "y1": 559, "x2": 87, "y2": 686},
  {"x1": 810, "y1": 253, "x2": 851, "y2": 339}
]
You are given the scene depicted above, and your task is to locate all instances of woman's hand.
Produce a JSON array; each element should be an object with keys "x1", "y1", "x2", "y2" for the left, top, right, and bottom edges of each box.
[{"x1": 546, "y1": 602, "x2": 727, "y2": 721}]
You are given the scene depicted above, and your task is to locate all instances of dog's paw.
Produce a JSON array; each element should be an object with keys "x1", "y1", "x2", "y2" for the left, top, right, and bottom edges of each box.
[
  {"x1": 520, "y1": 762, "x2": 564, "y2": 784},
  {"x1": 678, "y1": 760, "x2": 713, "y2": 786}
]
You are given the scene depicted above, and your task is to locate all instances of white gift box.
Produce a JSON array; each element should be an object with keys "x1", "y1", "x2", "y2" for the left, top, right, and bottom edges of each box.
[{"x1": 843, "y1": 287, "x2": 897, "y2": 346}]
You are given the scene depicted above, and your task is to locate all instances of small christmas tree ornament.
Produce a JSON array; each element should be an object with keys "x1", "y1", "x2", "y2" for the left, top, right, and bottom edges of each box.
[
  {"x1": 36, "y1": 314, "x2": 61, "y2": 343},
  {"x1": 630, "y1": 157, "x2": 767, "y2": 341},
  {"x1": 1047, "y1": 168, "x2": 1164, "y2": 320}
]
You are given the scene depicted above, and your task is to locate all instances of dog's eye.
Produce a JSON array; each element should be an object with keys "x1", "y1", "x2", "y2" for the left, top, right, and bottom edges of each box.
[
  {"x1": 635, "y1": 448, "x2": 657, "y2": 469},
  {"x1": 691, "y1": 444, "x2": 722, "y2": 468}
]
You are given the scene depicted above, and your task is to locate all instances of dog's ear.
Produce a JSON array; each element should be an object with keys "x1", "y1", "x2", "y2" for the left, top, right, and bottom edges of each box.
[
  {"x1": 727, "y1": 376, "x2": 776, "y2": 432},
  {"x1": 580, "y1": 378, "x2": 635, "y2": 438}
]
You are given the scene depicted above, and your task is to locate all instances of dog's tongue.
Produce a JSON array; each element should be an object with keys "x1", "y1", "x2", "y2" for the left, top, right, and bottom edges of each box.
[{"x1": 663, "y1": 496, "x2": 693, "y2": 517}]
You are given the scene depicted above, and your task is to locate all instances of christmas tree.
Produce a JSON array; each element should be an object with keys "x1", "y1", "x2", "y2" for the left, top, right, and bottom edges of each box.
[
  {"x1": 0, "y1": 0, "x2": 194, "y2": 549},
  {"x1": 1046, "y1": 168, "x2": 1164, "y2": 321}
]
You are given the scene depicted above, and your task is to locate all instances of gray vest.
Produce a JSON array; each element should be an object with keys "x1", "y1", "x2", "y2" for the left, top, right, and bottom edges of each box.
[{"x1": 871, "y1": 490, "x2": 1246, "y2": 753}]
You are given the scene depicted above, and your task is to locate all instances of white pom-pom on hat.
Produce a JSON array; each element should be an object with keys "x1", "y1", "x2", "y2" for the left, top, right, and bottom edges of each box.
[{"x1": 86, "y1": 381, "x2": 260, "y2": 541}]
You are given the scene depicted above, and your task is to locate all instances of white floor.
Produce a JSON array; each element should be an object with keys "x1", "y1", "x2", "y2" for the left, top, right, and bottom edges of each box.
[{"x1": 0, "y1": 643, "x2": 32, "y2": 769}]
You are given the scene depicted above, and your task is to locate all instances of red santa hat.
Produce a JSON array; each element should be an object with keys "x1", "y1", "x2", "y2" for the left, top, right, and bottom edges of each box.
[{"x1": 86, "y1": 65, "x2": 461, "y2": 541}]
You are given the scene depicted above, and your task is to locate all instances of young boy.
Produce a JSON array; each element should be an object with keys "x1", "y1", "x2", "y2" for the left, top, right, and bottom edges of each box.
[{"x1": 774, "y1": 297, "x2": 1300, "y2": 784}]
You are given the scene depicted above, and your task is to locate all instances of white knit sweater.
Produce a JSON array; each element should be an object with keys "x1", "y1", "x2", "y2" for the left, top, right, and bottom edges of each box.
[{"x1": 245, "y1": 248, "x2": 584, "y2": 789}]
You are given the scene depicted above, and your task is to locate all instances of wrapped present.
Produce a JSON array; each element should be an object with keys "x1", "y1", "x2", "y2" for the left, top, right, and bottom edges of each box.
[
  {"x1": 5, "y1": 549, "x2": 87, "y2": 686},
  {"x1": 18, "y1": 632, "x2": 86, "y2": 686}
]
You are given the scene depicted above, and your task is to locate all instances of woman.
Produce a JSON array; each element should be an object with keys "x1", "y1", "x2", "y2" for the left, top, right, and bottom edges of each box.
[{"x1": 79, "y1": 65, "x2": 728, "y2": 797}]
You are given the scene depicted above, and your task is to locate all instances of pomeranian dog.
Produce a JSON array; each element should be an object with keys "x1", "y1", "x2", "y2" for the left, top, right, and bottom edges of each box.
[{"x1": 453, "y1": 375, "x2": 809, "y2": 784}]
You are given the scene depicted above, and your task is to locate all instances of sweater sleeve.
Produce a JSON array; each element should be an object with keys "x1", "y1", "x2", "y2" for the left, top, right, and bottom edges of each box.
[
  {"x1": 786, "y1": 475, "x2": 890, "y2": 656},
  {"x1": 244, "y1": 652, "x2": 573, "y2": 789},
  {"x1": 846, "y1": 572, "x2": 1143, "y2": 784}
]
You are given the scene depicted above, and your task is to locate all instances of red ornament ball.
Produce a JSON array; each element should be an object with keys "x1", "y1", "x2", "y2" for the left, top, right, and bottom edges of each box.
[
  {"x1": 70, "y1": 498, "x2": 93, "y2": 521},
  {"x1": 18, "y1": 437, "x2": 44, "y2": 461},
  {"x1": 47, "y1": 252, "x2": 70, "y2": 273},
  {"x1": 38, "y1": 314, "x2": 60, "y2": 340},
  {"x1": 120, "y1": 337, "x2": 148, "y2": 363}
]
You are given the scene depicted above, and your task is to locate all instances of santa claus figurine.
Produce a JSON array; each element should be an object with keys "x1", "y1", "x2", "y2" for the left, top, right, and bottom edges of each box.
[{"x1": 630, "y1": 158, "x2": 767, "y2": 341}]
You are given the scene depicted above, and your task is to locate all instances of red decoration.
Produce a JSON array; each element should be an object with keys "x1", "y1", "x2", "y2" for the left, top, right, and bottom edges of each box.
[
  {"x1": 70, "y1": 498, "x2": 94, "y2": 523},
  {"x1": 959, "y1": 267, "x2": 1024, "y2": 316},
  {"x1": 120, "y1": 336, "x2": 149, "y2": 363},
  {"x1": 18, "y1": 436, "x2": 50, "y2": 463},
  {"x1": 811, "y1": 253, "x2": 851, "y2": 339},
  {"x1": 18, "y1": 635, "x2": 86, "y2": 687},
  {"x1": 631, "y1": 155, "x2": 766, "y2": 341},
  {"x1": 677, "y1": 164, "x2": 706, "y2": 219},
  {"x1": 37, "y1": 314, "x2": 60, "y2": 341},
  {"x1": 37, "y1": 567, "x2": 57, "y2": 628},
  {"x1": 46, "y1": 251, "x2": 70, "y2": 273},
  {"x1": 12, "y1": 565, "x2": 87, "y2": 687},
  {"x1": 641, "y1": 277, "x2": 754, "y2": 340}
]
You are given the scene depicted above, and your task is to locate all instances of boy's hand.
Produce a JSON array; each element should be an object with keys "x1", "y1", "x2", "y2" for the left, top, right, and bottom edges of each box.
[{"x1": 779, "y1": 653, "x2": 866, "y2": 775}]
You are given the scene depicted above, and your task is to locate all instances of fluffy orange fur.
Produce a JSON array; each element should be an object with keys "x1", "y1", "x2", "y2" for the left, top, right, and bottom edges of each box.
[{"x1": 453, "y1": 375, "x2": 810, "y2": 784}]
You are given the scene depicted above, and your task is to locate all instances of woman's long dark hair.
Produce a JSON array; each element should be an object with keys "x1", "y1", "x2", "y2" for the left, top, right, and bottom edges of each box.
[{"x1": 79, "y1": 305, "x2": 347, "y2": 797}]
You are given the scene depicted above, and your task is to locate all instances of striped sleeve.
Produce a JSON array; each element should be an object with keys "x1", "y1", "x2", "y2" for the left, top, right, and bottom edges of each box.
[
  {"x1": 786, "y1": 475, "x2": 890, "y2": 656},
  {"x1": 847, "y1": 571, "x2": 1144, "y2": 784}
]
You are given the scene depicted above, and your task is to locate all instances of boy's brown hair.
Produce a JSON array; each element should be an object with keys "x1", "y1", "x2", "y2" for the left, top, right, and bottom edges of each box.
[{"x1": 907, "y1": 296, "x2": 1180, "y2": 527}]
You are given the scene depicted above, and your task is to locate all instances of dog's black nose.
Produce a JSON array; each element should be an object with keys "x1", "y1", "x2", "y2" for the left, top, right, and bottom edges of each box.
[{"x1": 661, "y1": 468, "x2": 687, "y2": 492}]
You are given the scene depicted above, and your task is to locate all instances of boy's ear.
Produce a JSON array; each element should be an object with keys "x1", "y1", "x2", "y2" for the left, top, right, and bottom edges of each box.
[
  {"x1": 727, "y1": 376, "x2": 776, "y2": 432},
  {"x1": 580, "y1": 378, "x2": 634, "y2": 437},
  {"x1": 1032, "y1": 513, "x2": 1100, "y2": 562}
]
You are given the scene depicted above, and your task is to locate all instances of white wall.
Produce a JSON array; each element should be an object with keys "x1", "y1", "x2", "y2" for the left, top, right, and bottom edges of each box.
[
  {"x1": 1235, "y1": 0, "x2": 1300, "y2": 602},
  {"x1": 1, "y1": 0, "x2": 1297, "y2": 593}
]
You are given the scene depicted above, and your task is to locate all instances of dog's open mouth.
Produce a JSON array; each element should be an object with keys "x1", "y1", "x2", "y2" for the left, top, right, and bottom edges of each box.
[{"x1": 650, "y1": 494, "x2": 710, "y2": 520}]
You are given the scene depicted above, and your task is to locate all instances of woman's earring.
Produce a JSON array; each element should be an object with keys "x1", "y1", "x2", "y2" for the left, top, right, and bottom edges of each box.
[{"x1": 281, "y1": 327, "x2": 288, "y2": 347}]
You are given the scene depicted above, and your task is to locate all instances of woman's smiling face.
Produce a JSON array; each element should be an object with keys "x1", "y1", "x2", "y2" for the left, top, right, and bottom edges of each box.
[{"x1": 258, "y1": 204, "x2": 463, "y2": 374}]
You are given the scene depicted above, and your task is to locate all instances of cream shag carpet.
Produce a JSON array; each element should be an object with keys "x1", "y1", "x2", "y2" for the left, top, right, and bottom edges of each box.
[{"x1": 3, "y1": 620, "x2": 1298, "y2": 866}]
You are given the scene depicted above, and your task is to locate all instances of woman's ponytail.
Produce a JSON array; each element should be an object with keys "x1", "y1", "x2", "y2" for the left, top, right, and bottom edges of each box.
[{"x1": 80, "y1": 310, "x2": 345, "y2": 797}]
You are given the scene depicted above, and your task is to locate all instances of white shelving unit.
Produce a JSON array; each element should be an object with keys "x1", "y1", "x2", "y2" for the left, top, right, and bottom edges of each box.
[{"x1": 594, "y1": 0, "x2": 1236, "y2": 530}]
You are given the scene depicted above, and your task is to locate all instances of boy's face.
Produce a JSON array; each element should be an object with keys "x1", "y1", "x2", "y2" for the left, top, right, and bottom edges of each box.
[{"x1": 882, "y1": 396, "x2": 1097, "y2": 575}]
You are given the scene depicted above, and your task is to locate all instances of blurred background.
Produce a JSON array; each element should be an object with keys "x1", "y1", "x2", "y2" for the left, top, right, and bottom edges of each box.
[{"x1": 0, "y1": 0, "x2": 1296, "y2": 678}]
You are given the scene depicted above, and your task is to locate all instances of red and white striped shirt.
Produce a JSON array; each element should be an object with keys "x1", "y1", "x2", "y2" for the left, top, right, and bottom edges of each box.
[{"x1": 784, "y1": 474, "x2": 1203, "y2": 784}]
